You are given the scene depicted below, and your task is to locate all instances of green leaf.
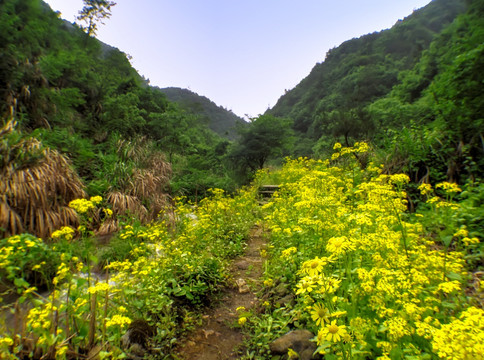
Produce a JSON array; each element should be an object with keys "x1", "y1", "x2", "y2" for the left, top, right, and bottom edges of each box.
[
  {"x1": 14, "y1": 277, "x2": 30, "y2": 289},
  {"x1": 442, "y1": 235, "x2": 453, "y2": 247},
  {"x1": 446, "y1": 272, "x2": 463, "y2": 281}
]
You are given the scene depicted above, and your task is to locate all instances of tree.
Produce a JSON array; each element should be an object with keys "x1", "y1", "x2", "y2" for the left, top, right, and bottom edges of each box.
[
  {"x1": 77, "y1": 0, "x2": 116, "y2": 36},
  {"x1": 229, "y1": 115, "x2": 293, "y2": 174}
]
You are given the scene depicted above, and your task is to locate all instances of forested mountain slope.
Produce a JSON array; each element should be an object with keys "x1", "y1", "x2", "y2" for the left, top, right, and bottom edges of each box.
[
  {"x1": 160, "y1": 87, "x2": 247, "y2": 140},
  {"x1": 267, "y1": 0, "x2": 483, "y2": 183},
  {"x1": 0, "y1": 0, "x2": 239, "y2": 204},
  {"x1": 0, "y1": 0, "x2": 246, "y2": 243},
  {"x1": 268, "y1": 0, "x2": 467, "y2": 139}
]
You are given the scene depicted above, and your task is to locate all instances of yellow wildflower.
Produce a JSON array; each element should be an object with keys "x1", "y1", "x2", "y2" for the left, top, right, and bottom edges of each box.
[
  {"x1": 281, "y1": 246, "x2": 297, "y2": 258},
  {"x1": 311, "y1": 303, "x2": 329, "y2": 326},
  {"x1": 296, "y1": 278, "x2": 315, "y2": 295},
  {"x1": 264, "y1": 278, "x2": 273, "y2": 287},
  {"x1": 326, "y1": 236, "x2": 355, "y2": 255},
  {"x1": 301, "y1": 257, "x2": 327, "y2": 276},
  {"x1": 287, "y1": 348, "x2": 299, "y2": 359},
  {"x1": 432, "y1": 307, "x2": 484, "y2": 359},
  {"x1": 105, "y1": 315, "x2": 131, "y2": 329},
  {"x1": 90, "y1": 195, "x2": 103, "y2": 204},
  {"x1": 318, "y1": 320, "x2": 348, "y2": 343},
  {"x1": 436, "y1": 280, "x2": 461, "y2": 294},
  {"x1": 51, "y1": 226, "x2": 75, "y2": 241},
  {"x1": 69, "y1": 198, "x2": 96, "y2": 214},
  {"x1": 436, "y1": 182, "x2": 461, "y2": 194}
]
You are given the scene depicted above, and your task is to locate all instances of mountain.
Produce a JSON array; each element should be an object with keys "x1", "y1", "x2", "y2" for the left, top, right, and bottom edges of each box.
[
  {"x1": 159, "y1": 87, "x2": 247, "y2": 140},
  {"x1": 267, "y1": 0, "x2": 483, "y2": 182},
  {"x1": 267, "y1": 0, "x2": 467, "y2": 138}
]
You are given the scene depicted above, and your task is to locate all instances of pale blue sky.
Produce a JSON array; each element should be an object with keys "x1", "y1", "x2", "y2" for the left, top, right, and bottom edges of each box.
[{"x1": 44, "y1": 0, "x2": 432, "y2": 119}]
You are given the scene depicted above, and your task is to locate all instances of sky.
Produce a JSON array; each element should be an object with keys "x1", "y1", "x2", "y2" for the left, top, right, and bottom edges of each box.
[{"x1": 44, "y1": 0, "x2": 432, "y2": 119}]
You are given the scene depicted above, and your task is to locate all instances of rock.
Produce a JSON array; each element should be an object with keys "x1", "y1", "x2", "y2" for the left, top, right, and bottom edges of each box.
[
  {"x1": 128, "y1": 343, "x2": 145, "y2": 358},
  {"x1": 202, "y1": 329, "x2": 220, "y2": 338},
  {"x1": 235, "y1": 278, "x2": 250, "y2": 293},
  {"x1": 270, "y1": 330, "x2": 320, "y2": 360},
  {"x1": 275, "y1": 294, "x2": 295, "y2": 307},
  {"x1": 234, "y1": 260, "x2": 250, "y2": 270},
  {"x1": 121, "y1": 319, "x2": 155, "y2": 359}
]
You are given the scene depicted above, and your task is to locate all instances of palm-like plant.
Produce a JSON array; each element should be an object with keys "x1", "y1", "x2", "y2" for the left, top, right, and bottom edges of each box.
[
  {"x1": 1, "y1": 119, "x2": 86, "y2": 238},
  {"x1": 97, "y1": 135, "x2": 172, "y2": 235}
]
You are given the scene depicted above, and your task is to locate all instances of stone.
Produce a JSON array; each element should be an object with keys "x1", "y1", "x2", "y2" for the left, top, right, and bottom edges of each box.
[
  {"x1": 120, "y1": 319, "x2": 155, "y2": 359},
  {"x1": 269, "y1": 330, "x2": 320, "y2": 360},
  {"x1": 234, "y1": 260, "x2": 250, "y2": 270},
  {"x1": 235, "y1": 278, "x2": 250, "y2": 293}
]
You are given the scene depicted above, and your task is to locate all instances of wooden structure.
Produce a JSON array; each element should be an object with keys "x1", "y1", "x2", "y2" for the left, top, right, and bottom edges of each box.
[{"x1": 258, "y1": 185, "x2": 280, "y2": 204}]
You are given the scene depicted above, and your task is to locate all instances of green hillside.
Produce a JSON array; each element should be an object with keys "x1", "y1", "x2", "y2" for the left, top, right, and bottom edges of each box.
[
  {"x1": 267, "y1": 0, "x2": 483, "y2": 184},
  {"x1": 269, "y1": 0, "x2": 467, "y2": 126},
  {"x1": 0, "y1": 0, "x2": 246, "y2": 246},
  {"x1": 159, "y1": 87, "x2": 247, "y2": 140}
]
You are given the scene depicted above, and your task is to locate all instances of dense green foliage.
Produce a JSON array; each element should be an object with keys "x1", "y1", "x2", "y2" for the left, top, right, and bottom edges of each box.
[
  {"x1": 369, "y1": 0, "x2": 484, "y2": 183},
  {"x1": 229, "y1": 115, "x2": 294, "y2": 178},
  {"x1": 0, "y1": 0, "x2": 237, "y2": 201}
]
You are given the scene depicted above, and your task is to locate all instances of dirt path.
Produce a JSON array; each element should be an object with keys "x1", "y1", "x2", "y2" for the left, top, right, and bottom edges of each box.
[{"x1": 174, "y1": 225, "x2": 266, "y2": 360}]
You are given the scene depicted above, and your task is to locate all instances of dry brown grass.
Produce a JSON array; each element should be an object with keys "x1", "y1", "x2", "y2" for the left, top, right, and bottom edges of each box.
[
  {"x1": 101, "y1": 137, "x2": 173, "y2": 230},
  {"x1": 1, "y1": 123, "x2": 175, "y2": 238},
  {"x1": 1, "y1": 120, "x2": 86, "y2": 239},
  {"x1": 106, "y1": 191, "x2": 148, "y2": 220}
]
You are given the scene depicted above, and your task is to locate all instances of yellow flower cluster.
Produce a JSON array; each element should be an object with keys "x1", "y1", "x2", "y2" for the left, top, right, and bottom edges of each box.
[
  {"x1": 331, "y1": 141, "x2": 370, "y2": 160},
  {"x1": 27, "y1": 303, "x2": 57, "y2": 331},
  {"x1": 432, "y1": 307, "x2": 484, "y2": 359},
  {"x1": 51, "y1": 226, "x2": 75, "y2": 240},
  {"x1": 0, "y1": 337, "x2": 13, "y2": 347},
  {"x1": 281, "y1": 246, "x2": 297, "y2": 258},
  {"x1": 258, "y1": 154, "x2": 476, "y2": 358},
  {"x1": 0, "y1": 336, "x2": 15, "y2": 360},
  {"x1": 0, "y1": 234, "x2": 50, "y2": 285},
  {"x1": 418, "y1": 183, "x2": 432, "y2": 196},
  {"x1": 90, "y1": 195, "x2": 103, "y2": 204},
  {"x1": 435, "y1": 182, "x2": 462, "y2": 194},
  {"x1": 105, "y1": 315, "x2": 132, "y2": 329},
  {"x1": 68, "y1": 198, "x2": 96, "y2": 214},
  {"x1": 88, "y1": 282, "x2": 111, "y2": 294}
]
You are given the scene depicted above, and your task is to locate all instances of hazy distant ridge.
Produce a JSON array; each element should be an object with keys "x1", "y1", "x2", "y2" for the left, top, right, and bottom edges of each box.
[{"x1": 159, "y1": 87, "x2": 247, "y2": 140}]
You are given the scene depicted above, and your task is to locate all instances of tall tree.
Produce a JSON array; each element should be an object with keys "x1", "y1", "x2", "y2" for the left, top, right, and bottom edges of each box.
[
  {"x1": 229, "y1": 115, "x2": 293, "y2": 174},
  {"x1": 77, "y1": 0, "x2": 116, "y2": 36}
]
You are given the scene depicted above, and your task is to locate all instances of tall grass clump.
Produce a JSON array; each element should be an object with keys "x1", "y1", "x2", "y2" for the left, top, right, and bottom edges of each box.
[{"x1": 0, "y1": 120, "x2": 85, "y2": 239}]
